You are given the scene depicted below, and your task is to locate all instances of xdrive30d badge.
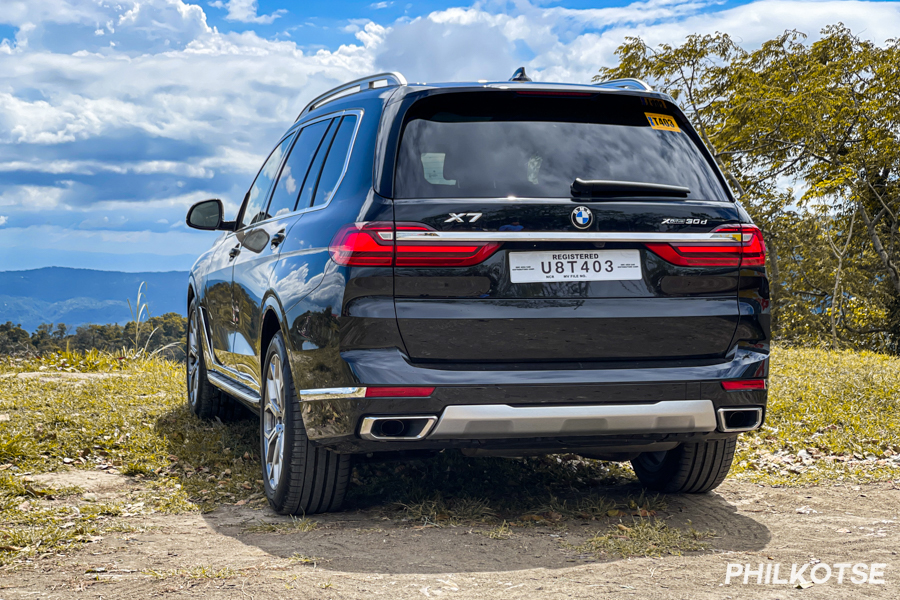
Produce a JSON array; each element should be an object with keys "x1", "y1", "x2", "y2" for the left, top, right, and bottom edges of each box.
[{"x1": 185, "y1": 70, "x2": 769, "y2": 514}]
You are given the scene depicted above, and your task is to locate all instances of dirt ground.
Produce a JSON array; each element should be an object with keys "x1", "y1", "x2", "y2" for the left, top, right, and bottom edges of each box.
[{"x1": 1, "y1": 471, "x2": 898, "y2": 600}]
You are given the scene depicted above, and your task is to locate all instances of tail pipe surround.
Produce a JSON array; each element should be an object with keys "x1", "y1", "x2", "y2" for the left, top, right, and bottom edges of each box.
[
  {"x1": 716, "y1": 407, "x2": 764, "y2": 433},
  {"x1": 359, "y1": 416, "x2": 438, "y2": 441}
]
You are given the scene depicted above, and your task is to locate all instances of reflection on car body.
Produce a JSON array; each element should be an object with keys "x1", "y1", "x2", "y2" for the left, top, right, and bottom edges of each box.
[{"x1": 183, "y1": 71, "x2": 769, "y2": 515}]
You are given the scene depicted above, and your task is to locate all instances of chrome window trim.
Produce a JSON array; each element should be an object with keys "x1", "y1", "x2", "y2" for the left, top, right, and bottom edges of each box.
[
  {"x1": 305, "y1": 109, "x2": 364, "y2": 213},
  {"x1": 395, "y1": 231, "x2": 742, "y2": 244},
  {"x1": 235, "y1": 109, "x2": 364, "y2": 230},
  {"x1": 236, "y1": 130, "x2": 299, "y2": 231}
]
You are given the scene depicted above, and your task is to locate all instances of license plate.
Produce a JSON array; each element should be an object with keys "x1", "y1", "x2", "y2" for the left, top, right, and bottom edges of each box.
[{"x1": 509, "y1": 250, "x2": 642, "y2": 283}]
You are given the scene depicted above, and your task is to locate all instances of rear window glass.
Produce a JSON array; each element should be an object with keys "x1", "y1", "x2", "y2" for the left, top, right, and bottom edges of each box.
[{"x1": 394, "y1": 93, "x2": 728, "y2": 201}]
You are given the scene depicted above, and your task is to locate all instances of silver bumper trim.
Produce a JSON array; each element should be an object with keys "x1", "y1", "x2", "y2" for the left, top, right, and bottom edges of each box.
[
  {"x1": 427, "y1": 400, "x2": 717, "y2": 439},
  {"x1": 299, "y1": 387, "x2": 366, "y2": 401}
]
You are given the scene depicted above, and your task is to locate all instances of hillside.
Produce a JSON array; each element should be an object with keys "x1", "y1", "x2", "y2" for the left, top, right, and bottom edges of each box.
[{"x1": 0, "y1": 267, "x2": 189, "y2": 331}]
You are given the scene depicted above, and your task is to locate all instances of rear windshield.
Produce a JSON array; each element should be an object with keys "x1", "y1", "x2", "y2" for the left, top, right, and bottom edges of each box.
[{"x1": 394, "y1": 92, "x2": 729, "y2": 201}]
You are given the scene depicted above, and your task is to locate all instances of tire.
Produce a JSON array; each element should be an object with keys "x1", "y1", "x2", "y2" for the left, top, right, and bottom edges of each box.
[
  {"x1": 260, "y1": 332, "x2": 351, "y2": 515},
  {"x1": 186, "y1": 297, "x2": 242, "y2": 421},
  {"x1": 631, "y1": 437, "x2": 736, "y2": 493}
]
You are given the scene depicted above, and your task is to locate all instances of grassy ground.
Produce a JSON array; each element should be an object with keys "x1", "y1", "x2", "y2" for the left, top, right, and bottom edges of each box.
[
  {"x1": 731, "y1": 346, "x2": 900, "y2": 485},
  {"x1": 1, "y1": 346, "x2": 899, "y2": 566}
]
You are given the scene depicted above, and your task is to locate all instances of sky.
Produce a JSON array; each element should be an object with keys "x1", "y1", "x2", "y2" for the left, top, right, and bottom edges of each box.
[{"x1": 1, "y1": 0, "x2": 899, "y2": 273}]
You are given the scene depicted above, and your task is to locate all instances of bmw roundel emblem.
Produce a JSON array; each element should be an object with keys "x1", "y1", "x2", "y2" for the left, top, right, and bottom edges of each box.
[{"x1": 571, "y1": 206, "x2": 593, "y2": 229}]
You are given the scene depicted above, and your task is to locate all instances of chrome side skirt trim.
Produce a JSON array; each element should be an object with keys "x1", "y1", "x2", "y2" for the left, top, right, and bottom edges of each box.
[
  {"x1": 299, "y1": 387, "x2": 366, "y2": 401},
  {"x1": 427, "y1": 400, "x2": 717, "y2": 439},
  {"x1": 395, "y1": 231, "x2": 740, "y2": 244},
  {"x1": 208, "y1": 371, "x2": 260, "y2": 405}
]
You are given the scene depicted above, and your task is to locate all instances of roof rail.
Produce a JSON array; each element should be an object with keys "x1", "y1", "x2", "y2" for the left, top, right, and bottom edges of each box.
[
  {"x1": 594, "y1": 78, "x2": 654, "y2": 92},
  {"x1": 296, "y1": 72, "x2": 408, "y2": 121}
]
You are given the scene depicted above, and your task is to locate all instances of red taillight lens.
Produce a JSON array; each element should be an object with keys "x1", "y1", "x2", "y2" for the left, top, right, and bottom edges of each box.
[
  {"x1": 329, "y1": 222, "x2": 501, "y2": 267},
  {"x1": 721, "y1": 379, "x2": 767, "y2": 391},
  {"x1": 364, "y1": 386, "x2": 435, "y2": 398},
  {"x1": 645, "y1": 225, "x2": 766, "y2": 268},
  {"x1": 329, "y1": 222, "x2": 394, "y2": 266},
  {"x1": 396, "y1": 222, "x2": 501, "y2": 267}
]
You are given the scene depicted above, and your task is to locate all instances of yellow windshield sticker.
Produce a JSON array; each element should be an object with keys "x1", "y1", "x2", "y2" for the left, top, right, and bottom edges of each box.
[{"x1": 645, "y1": 113, "x2": 680, "y2": 132}]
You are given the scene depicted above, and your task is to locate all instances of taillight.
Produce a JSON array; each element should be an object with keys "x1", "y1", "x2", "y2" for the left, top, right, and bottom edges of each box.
[
  {"x1": 645, "y1": 224, "x2": 766, "y2": 267},
  {"x1": 329, "y1": 222, "x2": 501, "y2": 267},
  {"x1": 364, "y1": 386, "x2": 435, "y2": 398},
  {"x1": 328, "y1": 222, "x2": 394, "y2": 266},
  {"x1": 721, "y1": 379, "x2": 767, "y2": 391}
]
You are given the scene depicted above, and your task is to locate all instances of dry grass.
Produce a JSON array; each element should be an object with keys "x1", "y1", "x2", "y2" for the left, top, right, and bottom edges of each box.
[
  {"x1": 571, "y1": 518, "x2": 712, "y2": 558},
  {"x1": 731, "y1": 346, "x2": 900, "y2": 485},
  {"x1": 243, "y1": 516, "x2": 318, "y2": 534},
  {"x1": 0, "y1": 352, "x2": 259, "y2": 566},
  {"x1": 144, "y1": 565, "x2": 242, "y2": 580},
  {"x1": 2, "y1": 345, "x2": 899, "y2": 565}
]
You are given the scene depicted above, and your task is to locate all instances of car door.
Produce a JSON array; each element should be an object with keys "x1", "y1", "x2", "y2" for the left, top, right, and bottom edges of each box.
[
  {"x1": 229, "y1": 118, "x2": 337, "y2": 388},
  {"x1": 213, "y1": 133, "x2": 296, "y2": 383},
  {"x1": 203, "y1": 233, "x2": 240, "y2": 368}
]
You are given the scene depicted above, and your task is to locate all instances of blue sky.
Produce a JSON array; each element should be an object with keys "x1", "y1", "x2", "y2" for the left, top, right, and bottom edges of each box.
[{"x1": 1, "y1": 0, "x2": 899, "y2": 273}]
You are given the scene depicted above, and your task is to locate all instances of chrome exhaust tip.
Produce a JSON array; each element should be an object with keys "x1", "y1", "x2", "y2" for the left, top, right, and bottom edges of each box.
[
  {"x1": 717, "y1": 406, "x2": 763, "y2": 433},
  {"x1": 359, "y1": 416, "x2": 438, "y2": 441}
]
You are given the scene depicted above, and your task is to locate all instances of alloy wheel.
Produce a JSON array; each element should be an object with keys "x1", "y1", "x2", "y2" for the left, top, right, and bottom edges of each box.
[
  {"x1": 187, "y1": 310, "x2": 200, "y2": 408},
  {"x1": 263, "y1": 356, "x2": 286, "y2": 489}
]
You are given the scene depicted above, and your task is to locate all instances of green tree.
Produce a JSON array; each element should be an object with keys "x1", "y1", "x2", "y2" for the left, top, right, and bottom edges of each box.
[
  {"x1": 0, "y1": 322, "x2": 33, "y2": 355},
  {"x1": 598, "y1": 25, "x2": 900, "y2": 352}
]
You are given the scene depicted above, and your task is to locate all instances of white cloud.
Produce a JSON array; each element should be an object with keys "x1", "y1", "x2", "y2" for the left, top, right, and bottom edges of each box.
[
  {"x1": 0, "y1": 159, "x2": 215, "y2": 178},
  {"x1": 370, "y1": 1, "x2": 394, "y2": 9},
  {"x1": 1, "y1": 0, "x2": 899, "y2": 270},
  {"x1": 0, "y1": 215, "x2": 8, "y2": 226},
  {"x1": 213, "y1": 0, "x2": 287, "y2": 24},
  {"x1": 0, "y1": 185, "x2": 68, "y2": 210}
]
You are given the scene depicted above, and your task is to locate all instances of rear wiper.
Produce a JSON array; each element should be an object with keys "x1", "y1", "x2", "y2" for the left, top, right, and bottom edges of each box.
[{"x1": 571, "y1": 178, "x2": 690, "y2": 199}]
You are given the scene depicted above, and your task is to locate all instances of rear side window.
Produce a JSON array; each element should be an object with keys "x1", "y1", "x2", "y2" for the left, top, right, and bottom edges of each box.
[
  {"x1": 394, "y1": 93, "x2": 728, "y2": 201},
  {"x1": 267, "y1": 119, "x2": 332, "y2": 218},
  {"x1": 240, "y1": 133, "x2": 296, "y2": 228},
  {"x1": 297, "y1": 119, "x2": 337, "y2": 210},
  {"x1": 312, "y1": 115, "x2": 359, "y2": 207}
]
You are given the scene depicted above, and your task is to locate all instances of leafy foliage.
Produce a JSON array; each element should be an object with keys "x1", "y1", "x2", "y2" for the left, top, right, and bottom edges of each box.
[
  {"x1": 0, "y1": 313, "x2": 187, "y2": 361},
  {"x1": 598, "y1": 26, "x2": 900, "y2": 352}
]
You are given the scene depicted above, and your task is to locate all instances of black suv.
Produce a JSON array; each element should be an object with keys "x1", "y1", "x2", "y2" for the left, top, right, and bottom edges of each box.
[{"x1": 185, "y1": 71, "x2": 769, "y2": 515}]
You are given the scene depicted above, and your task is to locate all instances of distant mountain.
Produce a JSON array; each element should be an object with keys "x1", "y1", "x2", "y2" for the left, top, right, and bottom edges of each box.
[{"x1": 0, "y1": 267, "x2": 189, "y2": 332}]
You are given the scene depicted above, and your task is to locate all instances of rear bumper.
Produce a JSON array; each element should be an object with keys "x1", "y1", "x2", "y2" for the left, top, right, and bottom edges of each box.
[
  {"x1": 427, "y1": 400, "x2": 717, "y2": 439},
  {"x1": 299, "y1": 347, "x2": 768, "y2": 453}
]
